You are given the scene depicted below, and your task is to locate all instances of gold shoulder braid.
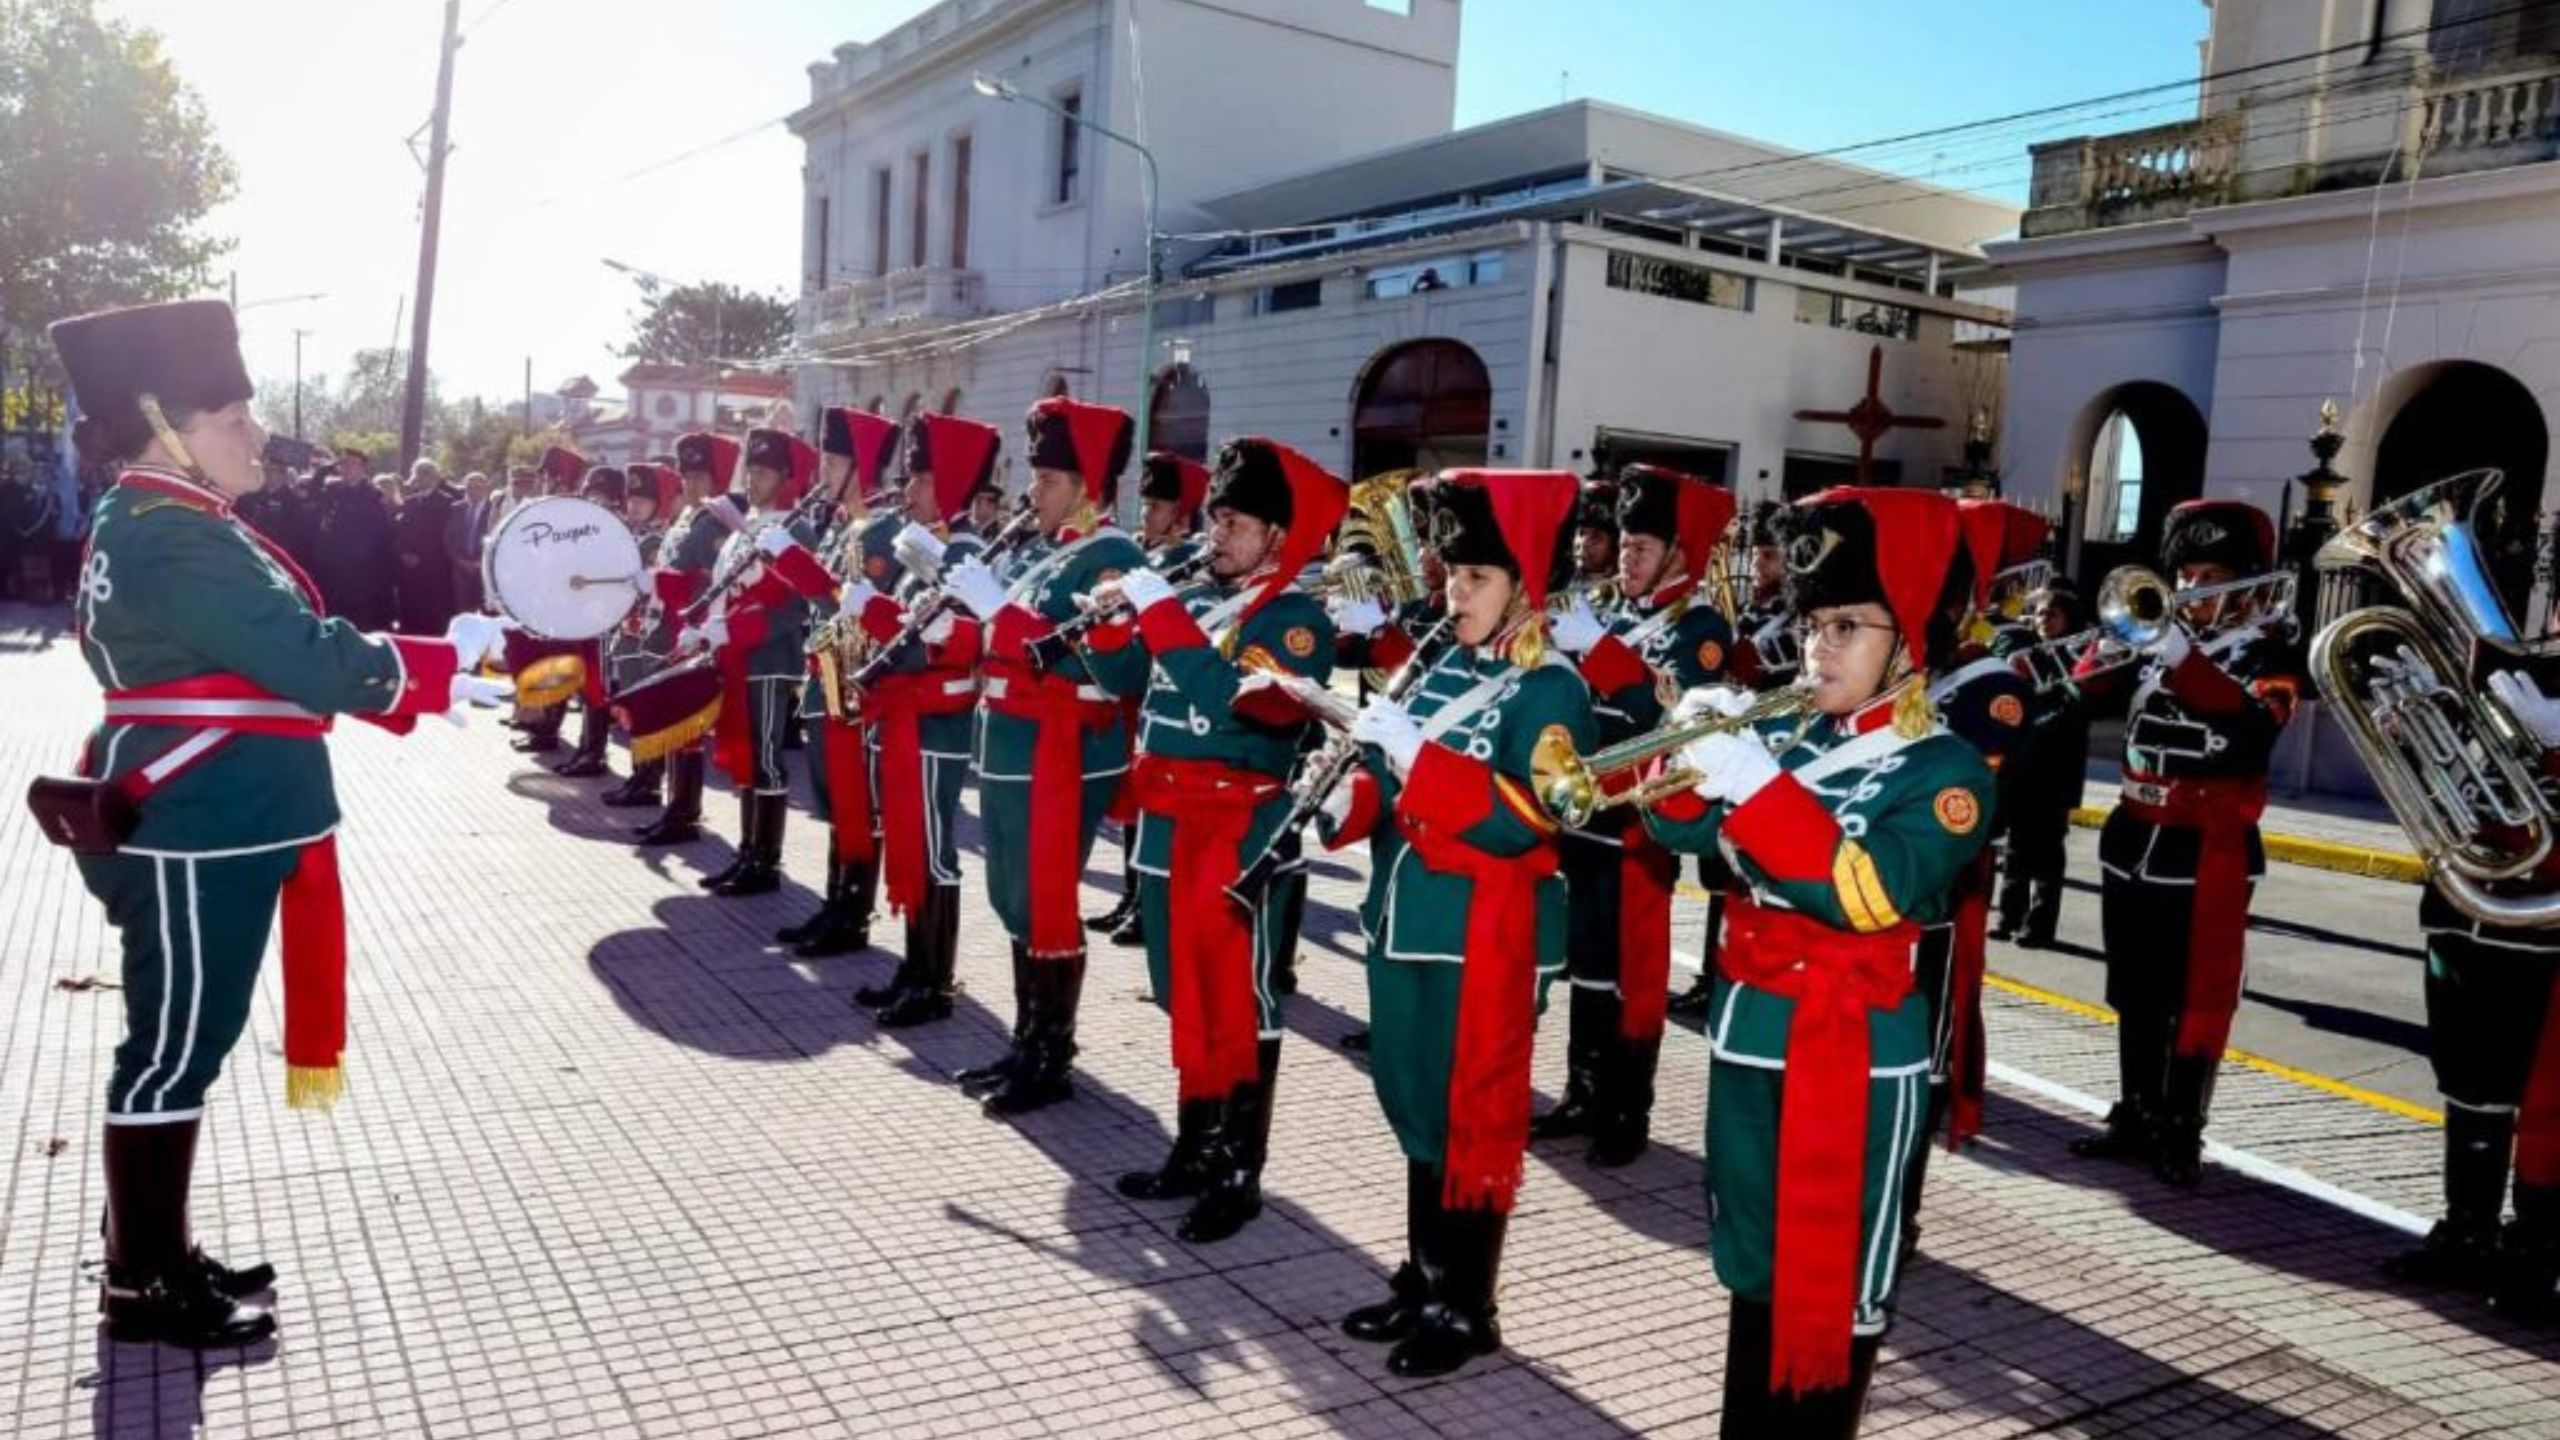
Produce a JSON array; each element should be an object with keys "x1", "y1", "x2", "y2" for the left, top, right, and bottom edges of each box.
[
  {"x1": 1070, "y1": 499, "x2": 1098, "y2": 535},
  {"x1": 1506, "y1": 616, "x2": 1548, "y2": 669},
  {"x1": 1891, "y1": 675, "x2": 1935, "y2": 738}
]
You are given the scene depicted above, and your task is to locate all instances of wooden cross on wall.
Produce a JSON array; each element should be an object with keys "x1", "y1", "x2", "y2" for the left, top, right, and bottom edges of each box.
[{"x1": 1795, "y1": 344, "x2": 1946, "y2": 483}]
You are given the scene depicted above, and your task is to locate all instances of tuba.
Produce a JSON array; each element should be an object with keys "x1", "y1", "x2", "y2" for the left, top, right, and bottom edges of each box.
[
  {"x1": 2310, "y1": 468, "x2": 2560, "y2": 926},
  {"x1": 1324, "y1": 470, "x2": 1435, "y2": 686}
]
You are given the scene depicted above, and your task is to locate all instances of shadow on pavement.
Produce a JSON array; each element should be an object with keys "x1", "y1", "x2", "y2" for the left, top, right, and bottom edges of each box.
[{"x1": 80, "y1": 1331, "x2": 274, "y2": 1439}]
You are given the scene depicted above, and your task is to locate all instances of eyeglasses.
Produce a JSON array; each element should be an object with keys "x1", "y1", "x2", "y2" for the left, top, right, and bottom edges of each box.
[{"x1": 1795, "y1": 616, "x2": 1899, "y2": 650}]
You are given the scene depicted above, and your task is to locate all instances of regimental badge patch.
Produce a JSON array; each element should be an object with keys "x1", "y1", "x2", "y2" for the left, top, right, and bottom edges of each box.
[
  {"x1": 1990, "y1": 694, "x2": 2025, "y2": 726},
  {"x1": 1934, "y1": 787, "x2": 1981, "y2": 835},
  {"x1": 1284, "y1": 625, "x2": 1317, "y2": 659},
  {"x1": 864, "y1": 555, "x2": 892, "y2": 581},
  {"x1": 1697, "y1": 639, "x2": 1725, "y2": 673}
]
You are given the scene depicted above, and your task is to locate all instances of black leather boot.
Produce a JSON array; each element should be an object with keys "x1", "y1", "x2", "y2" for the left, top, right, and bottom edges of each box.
[
  {"x1": 1718, "y1": 1298, "x2": 1774, "y2": 1439},
  {"x1": 875, "y1": 887, "x2": 959, "y2": 1028},
  {"x1": 2071, "y1": 1014, "x2": 2166, "y2": 1163},
  {"x1": 552, "y1": 702, "x2": 611, "y2": 778},
  {"x1": 1718, "y1": 1298, "x2": 1880, "y2": 1439},
  {"x1": 711, "y1": 791, "x2": 784, "y2": 897},
  {"x1": 637, "y1": 749, "x2": 705, "y2": 845},
  {"x1": 986, "y1": 950, "x2": 1084, "y2": 1114},
  {"x1": 101, "y1": 1123, "x2": 276, "y2": 1348},
  {"x1": 1180, "y1": 1040, "x2": 1281, "y2": 1243},
  {"x1": 1386, "y1": 1204, "x2": 1506, "y2": 1377},
  {"x1": 2153, "y1": 1053, "x2": 2219, "y2": 1190},
  {"x1": 601, "y1": 757, "x2": 664, "y2": 808},
  {"x1": 1086, "y1": 842, "x2": 1138, "y2": 933},
  {"x1": 2493, "y1": 1183, "x2": 2560, "y2": 1323},
  {"x1": 2383, "y1": 1106, "x2": 2512, "y2": 1291},
  {"x1": 956, "y1": 943, "x2": 1032, "y2": 1093},
  {"x1": 1585, "y1": 1034, "x2": 1658, "y2": 1169},
  {"x1": 1345, "y1": 1162, "x2": 1438, "y2": 1343},
  {"x1": 697, "y1": 790, "x2": 755, "y2": 889},
  {"x1": 796, "y1": 855, "x2": 876, "y2": 957},
  {"x1": 1531, "y1": 986, "x2": 1609, "y2": 1141},
  {"x1": 511, "y1": 703, "x2": 564, "y2": 753},
  {"x1": 1118, "y1": 1098, "x2": 1222, "y2": 1201},
  {"x1": 778, "y1": 854, "x2": 842, "y2": 945}
]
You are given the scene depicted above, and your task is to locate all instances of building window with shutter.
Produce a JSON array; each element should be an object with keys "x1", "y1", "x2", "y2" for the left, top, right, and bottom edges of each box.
[
  {"x1": 911, "y1": 152, "x2": 932, "y2": 268},
  {"x1": 1054, "y1": 87, "x2": 1083, "y2": 205},
  {"x1": 872, "y1": 167, "x2": 893, "y2": 277},
  {"x1": 951, "y1": 134, "x2": 973, "y2": 269}
]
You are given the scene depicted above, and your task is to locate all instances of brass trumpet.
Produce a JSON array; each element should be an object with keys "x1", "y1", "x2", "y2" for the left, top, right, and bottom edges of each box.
[
  {"x1": 2096, "y1": 564, "x2": 2296, "y2": 650},
  {"x1": 1531, "y1": 683, "x2": 1814, "y2": 829}
]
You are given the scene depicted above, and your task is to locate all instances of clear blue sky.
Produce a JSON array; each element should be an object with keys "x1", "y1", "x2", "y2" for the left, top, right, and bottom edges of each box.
[{"x1": 111, "y1": 0, "x2": 2209, "y2": 404}]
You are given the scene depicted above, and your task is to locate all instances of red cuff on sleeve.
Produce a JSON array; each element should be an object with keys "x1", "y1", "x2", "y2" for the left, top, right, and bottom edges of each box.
[
  {"x1": 1370, "y1": 626, "x2": 1416, "y2": 673},
  {"x1": 379, "y1": 636, "x2": 461, "y2": 719},
  {"x1": 1395, "y1": 741, "x2": 1496, "y2": 835},
  {"x1": 743, "y1": 571, "x2": 792, "y2": 610},
  {"x1": 933, "y1": 616, "x2": 983, "y2": 670},
  {"x1": 650, "y1": 569, "x2": 694, "y2": 610},
  {"x1": 1719, "y1": 772, "x2": 1841, "y2": 882},
  {"x1": 1650, "y1": 787, "x2": 1711, "y2": 825},
  {"x1": 1325, "y1": 772, "x2": 1383, "y2": 850},
  {"x1": 1233, "y1": 685, "x2": 1309, "y2": 728},
  {"x1": 2165, "y1": 648, "x2": 2252, "y2": 712},
  {"x1": 728, "y1": 607, "x2": 771, "y2": 653},
  {"x1": 1137, "y1": 599, "x2": 1210, "y2": 655},
  {"x1": 859, "y1": 593, "x2": 906, "y2": 645},
  {"x1": 770, "y1": 544, "x2": 836, "y2": 600},
  {"x1": 1085, "y1": 616, "x2": 1136, "y2": 654},
  {"x1": 1578, "y1": 635, "x2": 1652, "y2": 698}
]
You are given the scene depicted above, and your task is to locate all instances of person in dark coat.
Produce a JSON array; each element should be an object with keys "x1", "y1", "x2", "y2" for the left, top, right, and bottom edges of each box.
[
  {"x1": 393, "y1": 460, "x2": 463, "y2": 633},
  {"x1": 308, "y1": 448, "x2": 399, "y2": 630},
  {"x1": 447, "y1": 471, "x2": 492, "y2": 614}
]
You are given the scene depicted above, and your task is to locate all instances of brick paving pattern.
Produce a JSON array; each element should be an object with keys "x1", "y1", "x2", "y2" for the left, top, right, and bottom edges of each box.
[{"x1": 4, "y1": 606, "x2": 2557, "y2": 1438}]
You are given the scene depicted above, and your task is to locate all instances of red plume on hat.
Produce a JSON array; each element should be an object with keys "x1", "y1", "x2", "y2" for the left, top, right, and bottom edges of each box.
[
  {"x1": 1026, "y1": 395, "x2": 1134, "y2": 507},
  {"x1": 828, "y1": 407, "x2": 903, "y2": 496},
  {"x1": 676, "y1": 432, "x2": 741, "y2": 495},
  {"x1": 627, "y1": 463, "x2": 683, "y2": 517},
  {"x1": 1224, "y1": 439, "x2": 1350, "y2": 623},
  {"x1": 538, "y1": 444, "x2": 587, "y2": 491},
  {"x1": 1803, "y1": 486, "x2": 1965, "y2": 669},
  {"x1": 1623, "y1": 464, "x2": 1738, "y2": 581},
  {"x1": 916, "y1": 413, "x2": 1002, "y2": 524},
  {"x1": 1145, "y1": 451, "x2": 1213, "y2": 522},
  {"x1": 1437, "y1": 469, "x2": 1581, "y2": 612},
  {"x1": 745, "y1": 427, "x2": 818, "y2": 507}
]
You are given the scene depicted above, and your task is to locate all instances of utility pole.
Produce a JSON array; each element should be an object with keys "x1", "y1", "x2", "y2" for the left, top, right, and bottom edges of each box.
[
  {"x1": 292, "y1": 328, "x2": 314, "y2": 439},
  {"x1": 399, "y1": 0, "x2": 463, "y2": 473}
]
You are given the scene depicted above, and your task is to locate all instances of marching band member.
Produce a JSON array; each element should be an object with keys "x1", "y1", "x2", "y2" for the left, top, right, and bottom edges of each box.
[
  {"x1": 1991, "y1": 581, "x2": 2091, "y2": 947},
  {"x1": 1672, "y1": 501, "x2": 1793, "y2": 1022},
  {"x1": 1105, "y1": 438, "x2": 1345, "y2": 1243},
  {"x1": 846, "y1": 412, "x2": 1002, "y2": 1024},
  {"x1": 1323, "y1": 469, "x2": 1595, "y2": 1379},
  {"x1": 775, "y1": 407, "x2": 903, "y2": 958},
  {"x1": 1642, "y1": 487, "x2": 1991, "y2": 1437},
  {"x1": 2070, "y1": 500, "x2": 2300, "y2": 1190},
  {"x1": 632, "y1": 433, "x2": 743, "y2": 845},
  {"x1": 1570, "y1": 476, "x2": 1620, "y2": 606},
  {"x1": 939, "y1": 396, "x2": 1150, "y2": 1114},
  {"x1": 684, "y1": 427, "x2": 824, "y2": 898},
  {"x1": 599, "y1": 461, "x2": 682, "y2": 809},
  {"x1": 1087, "y1": 451, "x2": 1214, "y2": 946},
  {"x1": 1540, "y1": 463, "x2": 1734, "y2": 1167},
  {"x1": 501, "y1": 443, "x2": 596, "y2": 756},
  {"x1": 44, "y1": 299, "x2": 510, "y2": 1346},
  {"x1": 547, "y1": 463, "x2": 632, "y2": 781}
]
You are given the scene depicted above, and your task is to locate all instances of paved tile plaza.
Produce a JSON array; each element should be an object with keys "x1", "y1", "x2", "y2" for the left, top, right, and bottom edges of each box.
[{"x1": 3, "y1": 607, "x2": 2557, "y2": 1438}]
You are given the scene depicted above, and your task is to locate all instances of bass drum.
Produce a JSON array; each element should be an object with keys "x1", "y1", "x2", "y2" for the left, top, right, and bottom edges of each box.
[{"x1": 483, "y1": 495, "x2": 644, "y2": 640}]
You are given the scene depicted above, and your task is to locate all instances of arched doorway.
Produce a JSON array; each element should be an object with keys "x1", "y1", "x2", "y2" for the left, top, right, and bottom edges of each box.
[
  {"x1": 1351, "y1": 339, "x2": 1491, "y2": 478},
  {"x1": 2372, "y1": 360, "x2": 2549, "y2": 617},
  {"x1": 2067, "y1": 380, "x2": 2208, "y2": 584},
  {"x1": 1150, "y1": 365, "x2": 1211, "y2": 462}
]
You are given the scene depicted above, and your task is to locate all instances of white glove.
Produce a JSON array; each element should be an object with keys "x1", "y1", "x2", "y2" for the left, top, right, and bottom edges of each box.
[
  {"x1": 754, "y1": 527, "x2": 796, "y2": 558},
  {"x1": 1672, "y1": 685, "x2": 1757, "y2": 726},
  {"x1": 2153, "y1": 625, "x2": 2193, "y2": 669},
  {"x1": 1117, "y1": 568, "x2": 1178, "y2": 616},
  {"x1": 1549, "y1": 594, "x2": 1607, "y2": 656},
  {"x1": 1350, "y1": 700, "x2": 1425, "y2": 775},
  {"x1": 440, "y1": 673, "x2": 515, "y2": 727},
  {"x1": 836, "y1": 581, "x2": 879, "y2": 621},
  {"x1": 2491, "y1": 670, "x2": 2560, "y2": 748},
  {"x1": 894, "y1": 522, "x2": 947, "y2": 583},
  {"x1": 1319, "y1": 779, "x2": 1356, "y2": 831},
  {"x1": 920, "y1": 609, "x2": 958, "y2": 646},
  {"x1": 678, "y1": 617, "x2": 729, "y2": 654},
  {"x1": 442, "y1": 613, "x2": 510, "y2": 671},
  {"x1": 1682, "y1": 730, "x2": 1782, "y2": 805},
  {"x1": 942, "y1": 559, "x2": 1009, "y2": 621},
  {"x1": 1330, "y1": 596, "x2": 1388, "y2": 638}
]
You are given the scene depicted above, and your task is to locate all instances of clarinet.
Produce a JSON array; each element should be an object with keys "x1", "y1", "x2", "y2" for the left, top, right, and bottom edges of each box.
[
  {"x1": 846, "y1": 508, "x2": 1044, "y2": 689},
  {"x1": 1025, "y1": 549, "x2": 1218, "y2": 671},
  {"x1": 1225, "y1": 613, "x2": 1455, "y2": 909}
]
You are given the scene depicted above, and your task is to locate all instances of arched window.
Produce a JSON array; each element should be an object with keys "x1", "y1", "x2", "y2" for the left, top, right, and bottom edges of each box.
[
  {"x1": 1350, "y1": 338, "x2": 1492, "y2": 478},
  {"x1": 1149, "y1": 365, "x2": 1211, "y2": 462}
]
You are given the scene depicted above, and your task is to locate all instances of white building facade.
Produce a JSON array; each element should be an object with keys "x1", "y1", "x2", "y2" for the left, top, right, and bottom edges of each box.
[
  {"x1": 788, "y1": 0, "x2": 2016, "y2": 505},
  {"x1": 1991, "y1": 0, "x2": 2560, "y2": 605}
]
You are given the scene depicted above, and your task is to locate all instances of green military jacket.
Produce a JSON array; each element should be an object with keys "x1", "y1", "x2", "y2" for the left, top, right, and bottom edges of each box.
[
  {"x1": 716, "y1": 510, "x2": 821, "y2": 684},
  {"x1": 862, "y1": 515, "x2": 986, "y2": 758},
  {"x1": 75, "y1": 467, "x2": 447, "y2": 854},
  {"x1": 1122, "y1": 579, "x2": 1335, "y2": 871},
  {"x1": 1331, "y1": 638, "x2": 1596, "y2": 969},
  {"x1": 1643, "y1": 697, "x2": 1996, "y2": 1075},
  {"x1": 977, "y1": 527, "x2": 1151, "y2": 778},
  {"x1": 1580, "y1": 580, "x2": 1735, "y2": 744}
]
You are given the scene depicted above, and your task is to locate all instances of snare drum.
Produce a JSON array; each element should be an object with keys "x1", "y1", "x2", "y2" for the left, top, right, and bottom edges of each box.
[
  {"x1": 483, "y1": 496, "x2": 644, "y2": 640},
  {"x1": 612, "y1": 659, "x2": 724, "y2": 763}
]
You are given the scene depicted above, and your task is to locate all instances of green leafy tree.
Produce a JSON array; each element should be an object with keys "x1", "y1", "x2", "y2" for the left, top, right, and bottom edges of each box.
[
  {"x1": 437, "y1": 404, "x2": 519, "y2": 481},
  {"x1": 621, "y1": 281, "x2": 793, "y2": 367},
  {"x1": 0, "y1": 0, "x2": 236, "y2": 392}
]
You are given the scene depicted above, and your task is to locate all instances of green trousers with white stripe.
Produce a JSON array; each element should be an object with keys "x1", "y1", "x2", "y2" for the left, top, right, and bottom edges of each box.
[
  {"x1": 1705, "y1": 1059, "x2": 1929, "y2": 1334},
  {"x1": 77, "y1": 847, "x2": 301, "y2": 1122}
]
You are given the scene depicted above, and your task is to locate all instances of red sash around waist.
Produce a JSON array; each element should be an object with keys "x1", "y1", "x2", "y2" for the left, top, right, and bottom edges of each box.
[
  {"x1": 1133, "y1": 756, "x2": 1285, "y2": 1098},
  {"x1": 984, "y1": 660, "x2": 1124, "y2": 955},
  {"x1": 2121, "y1": 771, "x2": 2267, "y2": 1060}
]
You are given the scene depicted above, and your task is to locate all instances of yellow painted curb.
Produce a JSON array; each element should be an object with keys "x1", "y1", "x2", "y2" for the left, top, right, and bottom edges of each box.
[
  {"x1": 1981, "y1": 973, "x2": 2444, "y2": 1127},
  {"x1": 2069, "y1": 806, "x2": 2425, "y2": 885}
]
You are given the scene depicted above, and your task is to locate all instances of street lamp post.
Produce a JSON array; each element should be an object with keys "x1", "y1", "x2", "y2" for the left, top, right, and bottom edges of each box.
[{"x1": 973, "y1": 71, "x2": 1158, "y2": 531}]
